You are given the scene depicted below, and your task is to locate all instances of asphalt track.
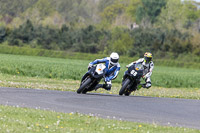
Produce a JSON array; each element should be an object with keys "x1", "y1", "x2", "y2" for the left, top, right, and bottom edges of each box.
[{"x1": 0, "y1": 87, "x2": 200, "y2": 130}]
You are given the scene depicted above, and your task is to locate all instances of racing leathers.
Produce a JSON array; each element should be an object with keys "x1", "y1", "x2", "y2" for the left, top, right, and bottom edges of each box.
[
  {"x1": 126, "y1": 58, "x2": 154, "y2": 89},
  {"x1": 88, "y1": 57, "x2": 120, "y2": 90}
]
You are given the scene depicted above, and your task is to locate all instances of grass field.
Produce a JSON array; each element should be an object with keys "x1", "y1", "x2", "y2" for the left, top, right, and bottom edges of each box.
[
  {"x1": 0, "y1": 45, "x2": 200, "y2": 69},
  {"x1": 0, "y1": 54, "x2": 199, "y2": 89},
  {"x1": 0, "y1": 105, "x2": 199, "y2": 133}
]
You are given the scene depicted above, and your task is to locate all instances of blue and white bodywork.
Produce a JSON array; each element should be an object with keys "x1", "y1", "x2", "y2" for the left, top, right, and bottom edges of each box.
[{"x1": 89, "y1": 57, "x2": 120, "y2": 81}]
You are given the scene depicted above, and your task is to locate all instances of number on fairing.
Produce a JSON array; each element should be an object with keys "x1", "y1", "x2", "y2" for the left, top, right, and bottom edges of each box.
[{"x1": 131, "y1": 70, "x2": 137, "y2": 76}]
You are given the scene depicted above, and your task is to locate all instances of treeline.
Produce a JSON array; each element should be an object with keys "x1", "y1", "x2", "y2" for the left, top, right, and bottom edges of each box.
[
  {"x1": 0, "y1": 20, "x2": 110, "y2": 53},
  {"x1": 0, "y1": 0, "x2": 200, "y2": 58},
  {"x1": 0, "y1": 19, "x2": 199, "y2": 58}
]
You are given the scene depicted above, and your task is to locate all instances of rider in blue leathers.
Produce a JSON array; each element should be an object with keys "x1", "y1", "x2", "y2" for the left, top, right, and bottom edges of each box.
[{"x1": 88, "y1": 52, "x2": 120, "y2": 90}]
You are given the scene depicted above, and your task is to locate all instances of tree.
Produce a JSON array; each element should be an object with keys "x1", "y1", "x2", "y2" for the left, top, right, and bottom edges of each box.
[
  {"x1": 157, "y1": 0, "x2": 187, "y2": 30},
  {"x1": 100, "y1": 2, "x2": 125, "y2": 24},
  {"x1": 130, "y1": 28, "x2": 163, "y2": 56},
  {"x1": 158, "y1": 0, "x2": 200, "y2": 31},
  {"x1": 8, "y1": 20, "x2": 35, "y2": 46},
  {"x1": 135, "y1": 0, "x2": 166, "y2": 24},
  {"x1": 0, "y1": 0, "x2": 38, "y2": 17},
  {"x1": 22, "y1": 0, "x2": 56, "y2": 25},
  {"x1": 183, "y1": 1, "x2": 200, "y2": 29},
  {"x1": 53, "y1": 0, "x2": 99, "y2": 25},
  {"x1": 0, "y1": 26, "x2": 7, "y2": 43},
  {"x1": 98, "y1": 0, "x2": 115, "y2": 12},
  {"x1": 107, "y1": 27, "x2": 133, "y2": 55},
  {"x1": 190, "y1": 33, "x2": 200, "y2": 56},
  {"x1": 126, "y1": 0, "x2": 141, "y2": 21}
]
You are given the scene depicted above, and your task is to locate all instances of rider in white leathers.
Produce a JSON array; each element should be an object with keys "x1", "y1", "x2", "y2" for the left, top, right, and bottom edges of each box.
[{"x1": 126, "y1": 52, "x2": 154, "y2": 89}]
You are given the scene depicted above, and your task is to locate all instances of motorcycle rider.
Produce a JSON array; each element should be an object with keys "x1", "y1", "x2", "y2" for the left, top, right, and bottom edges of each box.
[
  {"x1": 126, "y1": 52, "x2": 154, "y2": 89},
  {"x1": 88, "y1": 52, "x2": 120, "y2": 91}
]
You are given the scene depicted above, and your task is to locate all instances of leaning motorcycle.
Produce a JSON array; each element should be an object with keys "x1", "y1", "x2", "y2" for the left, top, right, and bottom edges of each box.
[
  {"x1": 119, "y1": 62, "x2": 144, "y2": 96},
  {"x1": 77, "y1": 64, "x2": 106, "y2": 94}
]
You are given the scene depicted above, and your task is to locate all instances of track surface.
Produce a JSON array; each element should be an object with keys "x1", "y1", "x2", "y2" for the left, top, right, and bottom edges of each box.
[{"x1": 0, "y1": 87, "x2": 200, "y2": 129}]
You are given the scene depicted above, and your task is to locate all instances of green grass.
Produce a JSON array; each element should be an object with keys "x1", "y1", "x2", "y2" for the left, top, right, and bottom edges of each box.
[
  {"x1": 0, "y1": 53, "x2": 199, "y2": 88},
  {"x1": 0, "y1": 45, "x2": 200, "y2": 68},
  {"x1": 152, "y1": 66, "x2": 200, "y2": 88},
  {"x1": 0, "y1": 105, "x2": 199, "y2": 133}
]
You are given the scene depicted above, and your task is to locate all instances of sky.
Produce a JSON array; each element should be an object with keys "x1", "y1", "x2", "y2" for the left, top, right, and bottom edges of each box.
[
  {"x1": 182, "y1": 0, "x2": 200, "y2": 4},
  {"x1": 182, "y1": 0, "x2": 200, "y2": 2}
]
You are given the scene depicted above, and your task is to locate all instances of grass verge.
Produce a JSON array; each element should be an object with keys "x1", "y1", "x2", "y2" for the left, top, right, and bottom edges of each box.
[
  {"x1": 0, "y1": 53, "x2": 199, "y2": 88},
  {"x1": 0, "y1": 105, "x2": 199, "y2": 133},
  {"x1": 0, "y1": 73, "x2": 199, "y2": 99}
]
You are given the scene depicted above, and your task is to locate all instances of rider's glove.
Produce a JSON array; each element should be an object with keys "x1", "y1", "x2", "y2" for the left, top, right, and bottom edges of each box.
[
  {"x1": 88, "y1": 64, "x2": 93, "y2": 69},
  {"x1": 105, "y1": 77, "x2": 110, "y2": 82}
]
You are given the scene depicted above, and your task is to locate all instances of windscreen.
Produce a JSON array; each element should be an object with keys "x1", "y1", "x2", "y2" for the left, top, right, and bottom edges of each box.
[{"x1": 135, "y1": 63, "x2": 144, "y2": 70}]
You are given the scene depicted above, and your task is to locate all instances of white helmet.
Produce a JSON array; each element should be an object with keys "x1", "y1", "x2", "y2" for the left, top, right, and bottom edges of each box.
[{"x1": 110, "y1": 52, "x2": 119, "y2": 65}]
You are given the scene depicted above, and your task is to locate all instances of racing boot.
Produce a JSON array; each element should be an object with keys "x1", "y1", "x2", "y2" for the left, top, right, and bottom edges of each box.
[
  {"x1": 103, "y1": 84, "x2": 111, "y2": 91},
  {"x1": 95, "y1": 84, "x2": 111, "y2": 91},
  {"x1": 94, "y1": 84, "x2": 103, "y2": 91}
]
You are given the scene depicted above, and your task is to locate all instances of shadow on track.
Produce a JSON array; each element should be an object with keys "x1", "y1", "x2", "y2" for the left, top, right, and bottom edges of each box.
[
  {"x1": 85, "y1": 93, "x2": 154, "y2": 99},
  {"x1": 85, "y1": 93, "x2": 120, "y2": 97}
]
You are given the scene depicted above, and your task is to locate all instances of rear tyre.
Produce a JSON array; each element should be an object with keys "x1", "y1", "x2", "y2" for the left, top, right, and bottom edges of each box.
[
  {"x1": 119, "y1": 78, "x2": 130, "y2": 96},
  {"x1": 77, "y1": 78, "x2": 92, "y2": 94}
]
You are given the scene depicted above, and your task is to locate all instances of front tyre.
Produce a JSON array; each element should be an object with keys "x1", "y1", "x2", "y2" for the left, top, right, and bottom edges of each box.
[
  {"x1": 77, "y1": 78, "x2": 92, "y2": 94},
  {"x1": 119, "y1": 78, "x2": 130, "y2": 96},
  {"x1": 124, "y1": 91, "x2": 131, "y2": 96}
]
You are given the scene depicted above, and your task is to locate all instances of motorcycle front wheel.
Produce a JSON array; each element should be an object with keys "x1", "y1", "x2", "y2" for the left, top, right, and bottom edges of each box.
[
  {"x1": 119, "y1": 78, "x2": 130, "y2": 96},
  {"x1": 77, "y1": 78, "x2": 92, "y2": 94}
]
